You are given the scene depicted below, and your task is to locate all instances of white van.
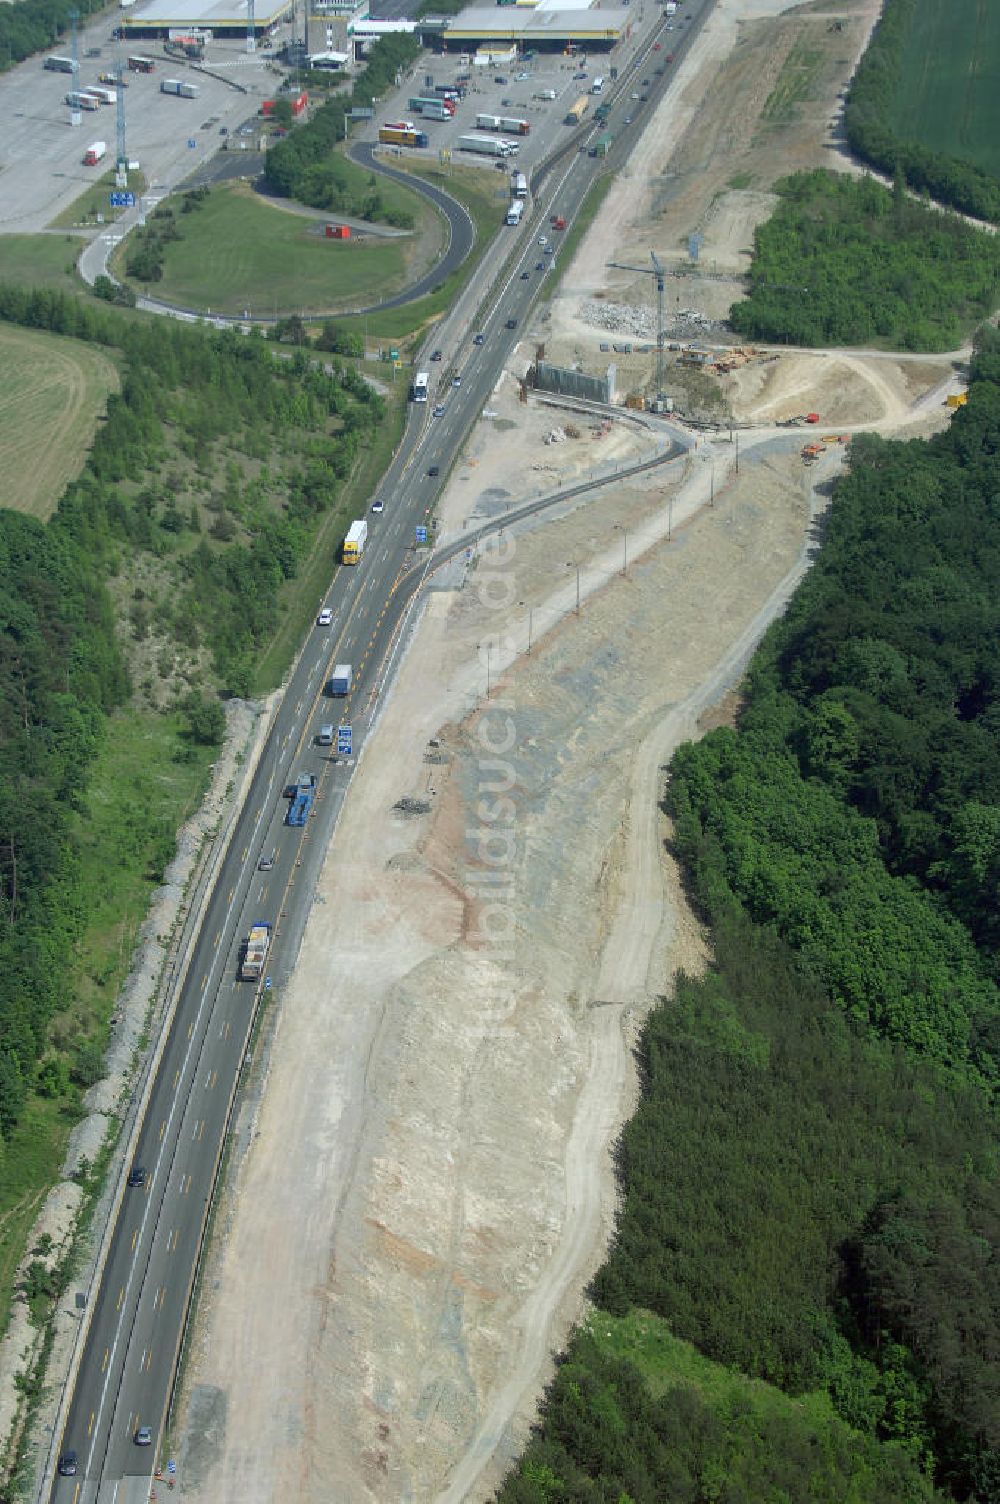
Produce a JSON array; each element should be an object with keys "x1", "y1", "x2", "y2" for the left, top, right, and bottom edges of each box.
[
  {"x1": 591, "y1": 76, "x2": 605, "y2": 94},
  {"x1": 317, "y1": 724, "x2": 335, "y2": 746},
  {"x1": 535, "y1": 88, "x2": 557, "y2": 101}
]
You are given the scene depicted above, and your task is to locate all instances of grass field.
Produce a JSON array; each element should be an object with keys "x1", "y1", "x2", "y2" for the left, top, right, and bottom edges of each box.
[
  {"x1": 50, "y1": 166, "x2": 147, "y2": 230},
  {"x1": 329, "y1": 160, "x2": 509, "y2": 341},
  {"x1": 0, "y1": 324, "x2": 119, "y2": 519},
  {"x1": 889, "y1": 0, "x2": 1000, "y2": 178},
  {"x1": 0, "y1": 235, "x2": 84, "y2": 294},
  {"x1": 121, "y1": 180, "x2": 426, "y2": 317}
]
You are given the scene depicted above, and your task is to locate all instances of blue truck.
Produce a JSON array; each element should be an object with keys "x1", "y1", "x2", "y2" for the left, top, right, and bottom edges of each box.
[{"x1": 285, "y1": 772, "x2": 316, "y2": 827}]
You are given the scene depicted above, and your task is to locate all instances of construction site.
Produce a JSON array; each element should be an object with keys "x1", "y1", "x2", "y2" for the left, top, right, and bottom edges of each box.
[{"x1": 166, "y1": 1, "x2": 968, "y2": 1500}]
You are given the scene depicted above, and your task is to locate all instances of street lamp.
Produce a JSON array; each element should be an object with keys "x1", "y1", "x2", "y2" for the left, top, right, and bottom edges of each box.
[
  {"x1": 520, "y1": 600, "x2": 533, "y2": 654},
  {"x1": 477, "y1": 640, "x2": 493, "y2": 698},
  {"x1": 566, "y1": 561, "x2": 580, "y2": 615},
  {"x1": 614, "y1": 524, "x2": 628, "y2": 576}
]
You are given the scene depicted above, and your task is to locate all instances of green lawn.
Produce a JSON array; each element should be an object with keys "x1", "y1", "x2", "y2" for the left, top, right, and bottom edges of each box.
[
  {"x1": 51, "y1": 167, "x2": 148, "y2": 230},
  {"x1": 890, "y1": 0, "x2": 1000, "y2": 178},
  {"x1": 0, "y1": 324, "x2": 120, "y2": 521},
  {"x1": 123, "y1": 182, "x2": 414, "y2": 317},
  {"x1": 329, "y1": 160, "x2": 508, "y2": 340},
  {"x1": 0, "y1": 235, "x2": 84, "y2": 293}
]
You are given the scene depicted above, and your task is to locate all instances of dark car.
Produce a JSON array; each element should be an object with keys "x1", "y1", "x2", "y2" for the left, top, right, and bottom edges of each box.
[
  {"x1": 535, "y1": 261, "x2": 545, "y2": 270},
  {"x1": 520, "y1": 270, "x2": 530, "y2": 279},
  {"x1": 505, "y1": 317, "x2": 518, "y2": 329},
  {"x1": 57, "y1": 1452, "x2": 77, "y2": 1477},
  {"x1": 428, "y1": 465, "x2": 440, "y2": 477},
  {"x1": 431, "y1": 349, "x2": 443, "y2": 361},
  {"x1": 473, "y1": 333, "x2": 485, "y2": 345},
  {"x1": 127, "y1": 1165, "x2": 148, "y2": 1188}
]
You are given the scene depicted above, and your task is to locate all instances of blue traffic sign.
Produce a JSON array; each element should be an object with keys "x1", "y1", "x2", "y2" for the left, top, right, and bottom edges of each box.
[
  {"x1": 109, "y1": 191, "x2": 135, "y2": 208},
  {"x1": 415, "y1": 525, "x2": 428, "y2": 545},
  {"x1": 337, "y1": 725, "x2": 352, "y2": 757},
  {"x1": 187, "y1": 137, "x2": 197, "y2": 149}
]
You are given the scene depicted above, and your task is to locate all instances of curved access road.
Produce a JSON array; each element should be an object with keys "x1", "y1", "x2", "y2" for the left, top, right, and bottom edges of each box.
[{"x1": 347, "y1": 141, "x2": 476, "y2": 311}]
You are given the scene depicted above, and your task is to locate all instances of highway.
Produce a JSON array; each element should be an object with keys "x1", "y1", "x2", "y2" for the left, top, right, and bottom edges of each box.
[{"x1": 46, "y1": 5, "x2": 710, "y2": 1499}]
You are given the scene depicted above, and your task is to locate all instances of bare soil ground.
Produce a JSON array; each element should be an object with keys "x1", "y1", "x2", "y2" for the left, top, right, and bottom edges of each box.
[{"x1": 172, "y1": 3, "x2": 958, "y2": 1501}]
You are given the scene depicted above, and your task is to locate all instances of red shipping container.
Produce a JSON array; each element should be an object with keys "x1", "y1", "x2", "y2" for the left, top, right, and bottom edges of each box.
[{"x1": 325, "y1": 224, "x2": 350, "y2": 239}]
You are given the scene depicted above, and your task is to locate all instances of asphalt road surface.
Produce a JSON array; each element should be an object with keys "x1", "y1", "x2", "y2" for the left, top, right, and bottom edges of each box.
[{"x1": 46, "y1": 6, "x2": 711, "y2": 1498}]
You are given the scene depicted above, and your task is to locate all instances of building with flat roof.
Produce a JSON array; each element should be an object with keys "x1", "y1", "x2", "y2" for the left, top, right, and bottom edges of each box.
[
  {"x1": 119, "y1": 0, "x2": 291, "y2": 40},
  {"x1": 440, "y1": 3, "x2": 628, "y2": 50}
]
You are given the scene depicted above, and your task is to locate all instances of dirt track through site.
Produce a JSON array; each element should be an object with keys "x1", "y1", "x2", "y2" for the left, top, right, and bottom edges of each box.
[{"x1": 174, "y1": 1, "x2": 956, "y2": 1499}]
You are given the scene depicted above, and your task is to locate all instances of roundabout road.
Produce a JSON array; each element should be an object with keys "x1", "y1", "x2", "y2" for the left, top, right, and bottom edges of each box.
[{"x1": 348, "y1": 141, "x2": 476, "y2": 311}]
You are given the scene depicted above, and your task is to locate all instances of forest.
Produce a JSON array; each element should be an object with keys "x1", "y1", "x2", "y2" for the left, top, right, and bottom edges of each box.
[
  {"x1": 0, "y1": 0, "x2": 105, "y2": 73},
  {"x1": 264, "y1": 35, "x2": 422, "y2": 219},
  {"x1": 0, "y1": 284, "x2": 384, "y2": 1143},
  {"x1": 496, "y1": 334, "x2": 1000, "y2": 1501},
  {"x1": 844, "y1": 0, "x2": 1000, "y2": 225},
  {"x1": 730, "y1": 170, "x2": 1000, "y2": 350}
]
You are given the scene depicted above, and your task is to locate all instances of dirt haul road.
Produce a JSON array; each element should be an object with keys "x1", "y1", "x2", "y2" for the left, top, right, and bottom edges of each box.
[{"x1": 173, "y1": 2, "x2": 953, "y2": 1500}]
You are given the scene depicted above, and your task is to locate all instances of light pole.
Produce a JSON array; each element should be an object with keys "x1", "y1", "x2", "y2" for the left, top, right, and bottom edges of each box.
[
  {"x1": 521, "y1": 601, "x2": 534, "y2": 654},
  {"x1": 566, "y1": 562, "x2": 580, "y2": 615},
  {"x1": 477, "y1": 640, "x2": 493, "y2": 698},
  {"x1": 614, "y1": 524, "x2": 628, "y2": 576},
  {"x1": 668, "y1": 497, "x2": 674, "y2": 542}
]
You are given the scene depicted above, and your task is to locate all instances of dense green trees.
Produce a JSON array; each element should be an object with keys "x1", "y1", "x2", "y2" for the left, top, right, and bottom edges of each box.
[
  {"x1": 0, "y1": 285, "x2": 384, "y2": 1139},
  {"x1": 265, "y1": 36, "x2": 421, "y2": 222},
  {"x1": 0, "y1": 0, "x2": 106, "y2": 74},
  {"x1": 844, "y1": 0, "x2": 1000, "y2": 225},
  {"x1": 499, "y1": 334, "x2": 1000, "y2": 1501},
  {"x1": 730, "y1": 170, "x2": 1000, "y2": 349}
]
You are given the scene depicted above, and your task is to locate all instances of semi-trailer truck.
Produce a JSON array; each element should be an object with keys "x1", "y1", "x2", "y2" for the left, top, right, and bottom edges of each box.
[
  {"x1": 342, "y1": 520, "x2": 368, "y2": 563},
  {"x1": 458, "y1": 134, "x2": 516, "y2": 158},
  {"x1": 286, "y1": 776, "x2": 315, "y2": 826},
  {"x1": 67, "y1": 91, "x2": 100, "y2": 109},
  {"x1": 83, "y1": 140, "x2": 107, "y2": 165},
  {"x1": 505, "y1": 198, "x2": 524, "y2": 226},
  {"x1": 378, "y1": 125, "x2": 428, "y2": 148},
  {"x1": 241, "y1": 922, "x2": 271, "y2": 981},
  {"x1": 409, "y1": 96, "x2": 453, "y2": 119},
  {"x1": 160, "y1": 77, "x2": 198, "y2": 98},
  {"x1": 498, "y1": 116, "x2": 530, "y2": 135}
]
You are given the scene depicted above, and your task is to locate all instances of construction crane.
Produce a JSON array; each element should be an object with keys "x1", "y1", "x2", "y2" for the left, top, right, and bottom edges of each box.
[{"x1": 606, "y1": 250, "x2": 667, "y2": 401}]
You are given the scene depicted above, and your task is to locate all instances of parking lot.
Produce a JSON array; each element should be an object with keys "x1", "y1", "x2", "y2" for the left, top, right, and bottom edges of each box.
[
  {"x1": 369, "y1": 49, "x2": 626, "y2": 180},
  {"x1": 0, "y1": 21, "x2": 281, "y2": 233}
]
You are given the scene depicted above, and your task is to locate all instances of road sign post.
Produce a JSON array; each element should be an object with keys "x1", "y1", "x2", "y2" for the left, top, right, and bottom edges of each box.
[
  {"x1": 415, "y1": 525, "x2": 428, "y2": 546},
  {"x1": 337, "y1": 725, "x2": 353, "y2": 757}
]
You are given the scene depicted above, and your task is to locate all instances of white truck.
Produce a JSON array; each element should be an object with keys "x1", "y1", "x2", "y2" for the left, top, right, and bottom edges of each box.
[
  {"x1": 83, "y1": 140, "x2": 107, "y2": 165},
  {"x1": 458, "y1": 134, "x2": 516, "y2": 158},
  {"x1": 161, "y1": 77, "x2": 199, "y2": 98},
  {"x1": 505, "y1": 198, "x2": 524, "y2": 226},
  {"x1": 342, "y1": 519, "x2": 368, "y2": 563},
  {"x1": 329, "y1": 664, "x2": 353, "y2": 696},
  {"x1": 241, "y1": 922, "x2": 271, "y2": 981}
]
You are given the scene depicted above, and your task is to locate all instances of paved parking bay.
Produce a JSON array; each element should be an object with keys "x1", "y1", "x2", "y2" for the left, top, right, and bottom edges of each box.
[{"x1": 0, "y1": 22, "x2": 282, "y2": 233}]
